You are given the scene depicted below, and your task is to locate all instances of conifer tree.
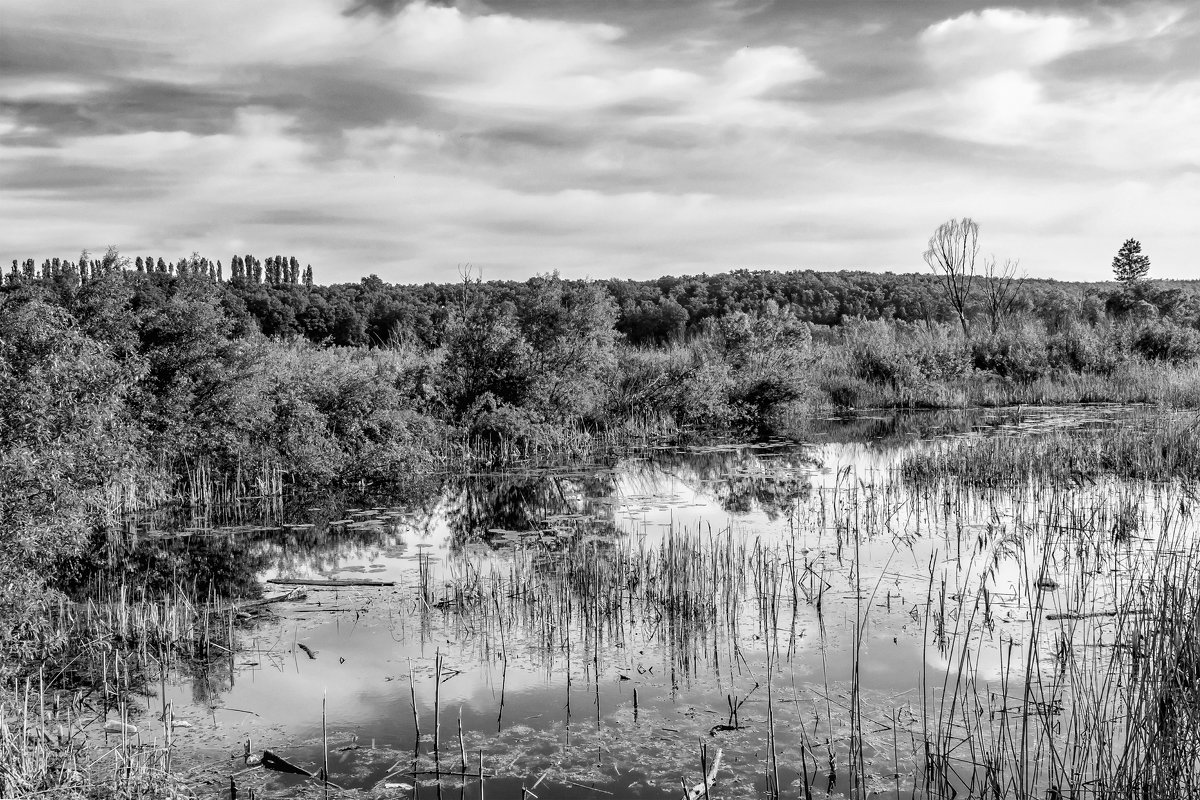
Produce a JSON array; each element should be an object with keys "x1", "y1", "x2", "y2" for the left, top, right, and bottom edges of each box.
[{"x1": 1112, "y1": 238, "x2": 1150, "y2": 284}]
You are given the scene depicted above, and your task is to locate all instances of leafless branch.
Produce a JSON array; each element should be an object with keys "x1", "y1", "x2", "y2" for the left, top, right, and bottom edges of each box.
[
  {"x1": 923, "y1": 218, "x2": 979, "y2": 337},
  {"x1": 981, "y1": 256, "x2": 1026, "y2": 334}
]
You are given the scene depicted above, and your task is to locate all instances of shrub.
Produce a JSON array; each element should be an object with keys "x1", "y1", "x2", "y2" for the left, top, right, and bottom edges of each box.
[
  {"x1": 1047, "y1": 323, "x2": 1125, "y2": 375},
  {"x1": 1133, "y1": 321, "x2": 1200, "y2": 364},
  {"x1": 971, "y1": 324, "x2": 1050, "y2": 383}
]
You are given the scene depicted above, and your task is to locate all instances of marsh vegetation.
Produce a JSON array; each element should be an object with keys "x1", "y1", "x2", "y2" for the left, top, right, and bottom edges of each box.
[{"x1": 4, "y1": 256, "x2": 1200, "y2": 798}]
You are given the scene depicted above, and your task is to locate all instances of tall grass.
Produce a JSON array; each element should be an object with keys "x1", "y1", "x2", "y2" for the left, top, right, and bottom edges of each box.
[
  {"x1": 0, "y1": 580, "x2": 240, "y2": 799},
  {"x1": 901, "y1": 410, "x2": 1200, "y2": 487}
]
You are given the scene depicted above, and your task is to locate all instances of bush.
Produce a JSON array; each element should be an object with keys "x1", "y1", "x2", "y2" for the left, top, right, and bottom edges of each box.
[
  {"x1": 971, "y1": 324, "x2": 1050, "y2": 383},
  {"x1": 1133, "y1": 321, "x2": 1200, "y2": 364},
  {"x1": 842, "y1": 319, "x2": 969, "y2": 389},
  {"x1": 1047, "y1": 323, "x2": 1125, "y2": 375}
]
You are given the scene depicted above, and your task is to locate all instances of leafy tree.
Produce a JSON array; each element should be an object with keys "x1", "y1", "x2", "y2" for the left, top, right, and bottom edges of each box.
[
  {"x1": 1112, "y1": 238, "x2": 1150, "y2": 284},
  {"x1": 440, "y1": 281, "x2": 530, "y2": 417},
  {"x1": 0, "y1": 300, "x2": 142, "y2": 655},
  {"x1": 101, "y1": 245, "x2": 125, "y2": 273},
  {"x1": 516, "y1": 273, "x2": 618, "y2": 420}
]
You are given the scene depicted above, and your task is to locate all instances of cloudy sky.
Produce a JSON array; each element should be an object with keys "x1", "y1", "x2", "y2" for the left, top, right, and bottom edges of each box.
[{"x1": 2, "y1": 1, "x2": 1197, "y2": 284}]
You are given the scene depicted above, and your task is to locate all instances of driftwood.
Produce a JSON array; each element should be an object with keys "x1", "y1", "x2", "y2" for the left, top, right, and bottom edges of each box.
[
  {"x1": 267, "y1": 578, "x2": 395, "y2": 587},
  {"x1": 1046, "y1": 608, "x2": 1149, "y2": 621},
  {"x1": 234, "y1": 588, "x2": 307, "y2": 609},
  {"x1": 683, "y1": 748, "x2": 723, "y2": 800},
  {"x1": 261, "y1": 749, "x2": 313, "y2": 776}
]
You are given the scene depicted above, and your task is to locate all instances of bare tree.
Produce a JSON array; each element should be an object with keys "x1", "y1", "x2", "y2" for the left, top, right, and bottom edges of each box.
[
  {"x1": 981, "y1": 256, "x2": 1025, "y2": 334},
  {"x1": 923, "y1": 218, "x2": 979, "y2": 337}
]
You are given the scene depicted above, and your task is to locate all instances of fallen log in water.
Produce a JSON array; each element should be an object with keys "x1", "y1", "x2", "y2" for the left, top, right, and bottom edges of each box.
[
  {"x1": 234, "y1": 587, "x2": 307, "y2": 609},
  {"x1": 684, "y1": 748, "x2": 722, "y2": 800},
  {"x1": 267, "y1": 578, "x2": 396, "y2": 587},
  {"x1": 260, "y1": 749, "x2": 313, "y2": 776},
  {"x1": 1045, "y1": 608, "x2": 1149, "y2": 621}
]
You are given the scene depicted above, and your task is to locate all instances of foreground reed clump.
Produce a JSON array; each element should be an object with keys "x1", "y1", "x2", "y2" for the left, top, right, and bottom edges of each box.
[
  {"x1": 0, "y1": 683, "x2": 189, "y2": 800},
  {"x1": 0, "y1": 582, "x2": 240, "y2": 799},
  {"x1": 921, "y1": 496, "x2": 1200, "y2": 799}
]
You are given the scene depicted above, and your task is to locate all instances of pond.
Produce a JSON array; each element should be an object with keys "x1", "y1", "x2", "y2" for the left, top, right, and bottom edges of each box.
[{"x1": 71, "y1": 406, "x2": 1198, "y2": 798}]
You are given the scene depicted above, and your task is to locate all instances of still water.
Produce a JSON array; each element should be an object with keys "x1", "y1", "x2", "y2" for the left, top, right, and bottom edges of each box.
[{"x1": 82, "y1": 406, "x2": 1169, "y2": 798}]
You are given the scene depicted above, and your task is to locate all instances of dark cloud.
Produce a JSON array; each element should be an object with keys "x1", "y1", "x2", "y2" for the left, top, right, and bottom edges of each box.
[
  {"x1": 247, "y1": 208, "x2": 365, "y2": 227},
  {"x1": 251, "y1": 66, "x2": 435, "y2": 135},
  {"x1": 0, "y1": 23, "x2": 158, "y2": 78},
  {"x1": 1049, "y1": 29, "x2": 1200, "y2": 85},
  {"x1": 2, "y1": 157, "x2": 165, "y2": 197},
  {"x1": 2, "y1": 81, "x2": 249, "y2": 141}
]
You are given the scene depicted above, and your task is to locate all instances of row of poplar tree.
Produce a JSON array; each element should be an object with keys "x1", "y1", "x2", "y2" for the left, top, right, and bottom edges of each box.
[{"x1": 6, "y1": 249, "x2": 314, "y2": 287}]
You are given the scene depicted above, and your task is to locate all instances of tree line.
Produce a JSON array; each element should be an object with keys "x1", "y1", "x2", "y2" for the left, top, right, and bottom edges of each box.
[{"x1": 8, "y1": 247, "x2": 313, "y2": 288}]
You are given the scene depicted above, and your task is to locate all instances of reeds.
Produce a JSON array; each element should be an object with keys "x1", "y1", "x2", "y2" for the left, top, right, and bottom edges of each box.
[
  {"x1": 0, "y1": 579, "x2": 239, "y2": 798},
  {"x1": 901, "y1": 410, "x2": 1200, "y2": 488},
  {"x1": 0, "y1": 672, "x2": 192, "y2": 799}
]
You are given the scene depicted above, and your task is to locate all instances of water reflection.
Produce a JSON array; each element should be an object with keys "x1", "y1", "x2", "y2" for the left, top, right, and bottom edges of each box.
[{"x1": 57, "y1": 405, "x2": 1178, "y2": 799}]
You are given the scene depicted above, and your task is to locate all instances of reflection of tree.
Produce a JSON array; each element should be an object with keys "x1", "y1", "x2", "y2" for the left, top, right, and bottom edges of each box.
[
  {"x1": 56, "y1": 480, "x2": 449, "y2": 599},
  {"x1": 57, "y1": 530, "x2": 269, "y2": 600},
  {"x1": 620, "y1": 447, "x2": 819, "y2": 520},
  {"x1": 441, "y1": 471, "x2": 620, "y2": 547},
  {"x1": 178, "y1": 652, "x2": 235, "y2": 708}
]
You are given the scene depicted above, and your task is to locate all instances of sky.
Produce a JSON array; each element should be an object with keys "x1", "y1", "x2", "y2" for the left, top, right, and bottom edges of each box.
[{"x1": 2, "y1": 0, "x2": 1197, "y2": 284}]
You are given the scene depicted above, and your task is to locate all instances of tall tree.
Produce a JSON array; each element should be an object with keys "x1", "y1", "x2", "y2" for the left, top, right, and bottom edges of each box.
[
  {"x1": 923, "y1": 218, "x2": 979, "y2": 337},
  {"x1": 1112, "y1": 238, "x2": 1150, "y2": 284}
]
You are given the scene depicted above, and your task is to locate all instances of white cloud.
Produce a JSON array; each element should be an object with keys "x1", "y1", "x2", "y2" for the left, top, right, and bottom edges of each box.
[
  {"x1": 920, "y1": 8, "x2": 1085, "y2": 75},
  {"x1": 920, "y1": 6, "x2": 1185, "y2": 77},
  {"x1": 722, "y1": 45, "x2": 819, "y2": 96},
  {"x1": 897, "y1": 5, "x2": 1199, "y2": 157},
  {"x1": 3, "y1": 0, "x2": 1199, "y2": 282}
]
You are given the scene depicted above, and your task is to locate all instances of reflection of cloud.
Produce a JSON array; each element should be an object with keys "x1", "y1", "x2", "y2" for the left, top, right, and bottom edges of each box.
[{"x1": 2, "y1": 0, "x2": 1199, "y2": 279}]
